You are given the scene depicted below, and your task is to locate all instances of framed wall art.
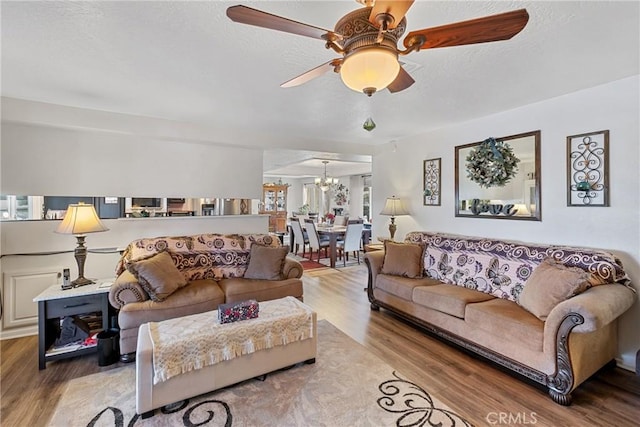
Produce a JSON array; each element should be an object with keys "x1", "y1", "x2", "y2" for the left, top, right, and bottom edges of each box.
[
  {"x1": 455, "y1": 131, "x2": 541, "y2": 220},
  {"x1": 567, "y1": 130, "x2": 609, "y2": 207},
  {"x1": 423, "y1": 158, "x2": 441, "y2": 206}
]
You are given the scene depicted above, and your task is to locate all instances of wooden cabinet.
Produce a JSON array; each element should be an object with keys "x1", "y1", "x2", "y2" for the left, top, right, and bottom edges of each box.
[{"x1": 260, "y1": 184, "x2": 289, "y2": 233}]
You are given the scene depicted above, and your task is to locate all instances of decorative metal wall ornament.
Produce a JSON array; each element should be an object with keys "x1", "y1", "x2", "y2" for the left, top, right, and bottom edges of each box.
[
  {"x1": 466, "y1": 137, "x2": 520, "y2": 188},
  {"x1": 423, "y1": 158, "x2": 441, "y2": 206},
  {"x1": 567, "y1": 130, "x2": 609, "y2": 206}
]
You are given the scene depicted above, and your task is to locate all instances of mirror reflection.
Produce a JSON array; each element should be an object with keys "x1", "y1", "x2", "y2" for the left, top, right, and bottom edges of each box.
[
  {"x1": 455, "y1": 130, "x2": 541, "y2": 221},
  {"x1": 0, "y1": 196, "x2": 255, "y2": 221}
]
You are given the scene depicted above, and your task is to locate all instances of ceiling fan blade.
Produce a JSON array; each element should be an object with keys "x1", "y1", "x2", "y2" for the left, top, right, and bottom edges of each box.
[
  {"x1": 386, "y1": 67, "x2": 415, "y2": 93},
  {"x1": 369, "y1": 0, "x2": 415, "y2": 29},
  {"x1": 403, "y1": 9, "x2": 529, "y2": 50},
  {"x1": 281, "y1": 59, "x2": 342, "y2": 88},
  {"x1": 227, "y1": 5, "x2": 342, "y2": 41}
]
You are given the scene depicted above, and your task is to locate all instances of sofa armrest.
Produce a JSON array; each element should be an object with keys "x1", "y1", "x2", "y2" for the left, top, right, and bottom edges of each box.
[
  {"x1": 283, "y1": 257, "x2": 303, "y2": 279},
  {"x1": 108, "y1": 270, "x2": 150, "y2": 309},
  {"x1": 544, "y1": 284, "x2": 636, "y2": 336},
  {"x1": 365, "y1": 251, "x2": 385, "y2": 289}
]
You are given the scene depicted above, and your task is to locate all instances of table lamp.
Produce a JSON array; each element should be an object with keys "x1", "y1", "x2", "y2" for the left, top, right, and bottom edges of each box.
[
  {"x1": 55, "y1": 202, "x2": 109, "y2": 287},
  {"x1": 380, "y1": 196, "x2": 409, "y2": 240}
]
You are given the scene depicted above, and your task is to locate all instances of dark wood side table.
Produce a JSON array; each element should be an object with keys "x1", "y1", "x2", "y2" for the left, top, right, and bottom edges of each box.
[{"x1": 33, "y1": 280, "x2": 113, "y2": 370}]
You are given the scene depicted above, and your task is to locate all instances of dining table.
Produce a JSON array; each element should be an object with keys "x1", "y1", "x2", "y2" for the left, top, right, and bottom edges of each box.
[
  {"x1": 315, "y1": 225, "x2": 346, "y2": 269},
  {"x1": 288, "y1": 222, "x2": 371, "y2": 268}
]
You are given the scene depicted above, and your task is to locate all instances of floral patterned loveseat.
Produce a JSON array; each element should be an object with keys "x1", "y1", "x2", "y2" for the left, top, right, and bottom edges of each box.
[
  {"x1": 365, "y1": 232, "x2": 636, "y2": 405},
  {"x1": 109, "y1": 233, "x2": 303, "y2": 360}
]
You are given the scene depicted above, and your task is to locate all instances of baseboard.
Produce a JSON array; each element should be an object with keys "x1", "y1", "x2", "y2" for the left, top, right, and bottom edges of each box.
[
  {"x1": 0, "y1": 325, "x2": 38, "y2": 340},
  {"x1": 614, "y1": 356, "x2": 635, "y2": 373}
]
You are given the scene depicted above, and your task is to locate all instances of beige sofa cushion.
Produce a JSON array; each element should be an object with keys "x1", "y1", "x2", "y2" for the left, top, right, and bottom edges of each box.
[
  {"x1": 244, "y1": 245, "x2": 289, "y2": 280},
  {"x1": 413, "y1": 284, "x2": 495, "y2": 318},
  {"x1": 381, "y1": 241, "x2": 426, "y2": 278},
  {"x1": 375, "y1": 274, "x2": 439, "y2": 301},
  {"x1": 118, "y1": 279, "x2": 224, "y2": 330},
  {"x1": 126, "y1": 251, "x2": 187, "y2": 302},
  {"x1": 219, "y1": 278, "x2": 303, "y2": 304},
  {"x1": 466, "y1": 299, "x2": 544, "y2": 352},
  {"x1": 518, "y1": 258, "x2": 590, "y2": 320}
]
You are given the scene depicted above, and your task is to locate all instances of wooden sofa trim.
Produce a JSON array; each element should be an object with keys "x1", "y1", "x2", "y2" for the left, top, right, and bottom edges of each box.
[{"x1": 365, "y1": 257, "x2": 586, "y2": 406}]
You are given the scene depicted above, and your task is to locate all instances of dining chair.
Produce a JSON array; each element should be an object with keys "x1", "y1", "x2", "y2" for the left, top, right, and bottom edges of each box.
[
  {"x1": 337, "y1": 222, "x2": 365, "y2": 266},
  {"x1": 345, "y1": 218, "x2": 365, "y2": 248},
  {"x1": 304, "y1": 219, "x2": 330, "y2": 262},
  {"x1": 289, "y1": 218, "x2": 309, "y2": 257},
  {"x1": 333, "y1": 215, "x2": 348, "y2": 226}
]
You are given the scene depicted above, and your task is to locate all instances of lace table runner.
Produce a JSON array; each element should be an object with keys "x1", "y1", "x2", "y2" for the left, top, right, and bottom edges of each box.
[{"x1": 148, "y1": 296, "x2": 314, "y2": 384}]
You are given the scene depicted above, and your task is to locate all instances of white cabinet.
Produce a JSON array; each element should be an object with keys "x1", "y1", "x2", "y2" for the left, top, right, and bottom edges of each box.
[{"x1": 1, "y1": 268, "x2": 61, "y2": 338}]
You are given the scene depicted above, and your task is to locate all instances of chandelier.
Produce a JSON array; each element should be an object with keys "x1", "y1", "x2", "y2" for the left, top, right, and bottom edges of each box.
[{"x1": 315, "y1": 161, "x2": 339, "y2": 192}]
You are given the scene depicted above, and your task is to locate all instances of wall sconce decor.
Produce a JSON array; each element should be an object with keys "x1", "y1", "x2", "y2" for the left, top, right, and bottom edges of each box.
[
  {"x1": 423, "y1": 158, "x2": 441, "y2": 206},
  {"x1": 567, "y1": 130, "x2": 609, "y2": 206}
]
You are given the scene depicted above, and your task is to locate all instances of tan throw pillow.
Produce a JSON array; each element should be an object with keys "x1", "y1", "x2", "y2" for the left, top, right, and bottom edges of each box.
[
  {"x1": 244, "y1": 244, "x2": 289, "y2": 280},
  {"x1": 518, "y1": 258, "x2": 590, "y2": 321},
  {"x1": 381, "y1": 241, "x2": 425, "y2": 278},
  {"x1": 126, "y1": 251, "x2": 187, "y2": 302}
]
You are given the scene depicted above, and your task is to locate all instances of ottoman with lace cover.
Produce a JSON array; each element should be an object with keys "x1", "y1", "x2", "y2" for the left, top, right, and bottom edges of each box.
[{"x1": 136, "y1": 297, "x2": 317, "y2": 417}]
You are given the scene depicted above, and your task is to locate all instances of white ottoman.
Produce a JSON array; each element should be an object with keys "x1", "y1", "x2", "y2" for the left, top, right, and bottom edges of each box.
[{"x1": 136, "y1": 298, "x2": 317, "y2": 418}]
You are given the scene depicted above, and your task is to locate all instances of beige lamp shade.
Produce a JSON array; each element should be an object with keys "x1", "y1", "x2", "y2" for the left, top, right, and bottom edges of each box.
[
  {"x1": 380, "y1": 196, "x2": 409, "y2": 241},
  {"x1": 380, "y1": 196, "x2": 409, "y2": 217},
  {"x1": 55, "y1": 203, "x2": 109, "y2": 235}
]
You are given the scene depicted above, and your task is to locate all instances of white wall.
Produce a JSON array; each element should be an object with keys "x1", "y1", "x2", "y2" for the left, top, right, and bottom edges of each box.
[
  {"x1": 286, "y1": 178, "x2": 304, "y2": 217},
  {"x1": 1, "y1": 123, "x2": 263, "y2": 199},
  {"x1": 371, "y1": 75, "x2": 640, "y2": 370}
]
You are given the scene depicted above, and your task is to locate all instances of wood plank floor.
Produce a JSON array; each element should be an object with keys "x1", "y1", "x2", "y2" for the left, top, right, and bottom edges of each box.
[{"x1": 1, "y1": 263, "x2": 638, "y2": 426}]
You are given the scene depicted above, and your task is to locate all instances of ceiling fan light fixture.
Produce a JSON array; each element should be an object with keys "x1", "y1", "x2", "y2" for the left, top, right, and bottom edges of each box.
[{"x1": 340, "y1": 47, "x2": 400, "y2": 95}]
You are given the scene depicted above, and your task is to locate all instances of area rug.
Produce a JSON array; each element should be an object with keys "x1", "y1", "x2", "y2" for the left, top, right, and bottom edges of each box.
[
  {"x1": 298, "y1": 259, "x2": 329, "y2": 270},
  {"x1": 49, "y1": 321, "x2": 473, "y2": 427}
]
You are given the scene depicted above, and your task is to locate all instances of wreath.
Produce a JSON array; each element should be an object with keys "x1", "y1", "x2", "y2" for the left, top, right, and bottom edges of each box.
[{"x1": 466, "y1": 138, "x2": 520, "y2": 188}]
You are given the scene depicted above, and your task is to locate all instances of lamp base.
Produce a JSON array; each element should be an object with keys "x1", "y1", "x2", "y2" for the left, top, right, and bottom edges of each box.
[
  {"x1": 388, "y1": 216, "x2": 397, "y2": 240},
  {"x1": 71, "y1": 277, "x2": 95, "y2": 288},
  {"x1": 72, "y1": 235, "x2": 94, "y2": 287}
]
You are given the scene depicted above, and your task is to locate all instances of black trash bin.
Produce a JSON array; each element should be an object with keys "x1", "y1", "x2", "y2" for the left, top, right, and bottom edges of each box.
[{"x1": 97, "y1": 329, "x2": 120, "y2": 366}]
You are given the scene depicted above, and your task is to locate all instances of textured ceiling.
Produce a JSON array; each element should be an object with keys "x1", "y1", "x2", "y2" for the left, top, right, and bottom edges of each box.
[{"x1": 2, "y1": 1, "x2": 638, "y2": 176}]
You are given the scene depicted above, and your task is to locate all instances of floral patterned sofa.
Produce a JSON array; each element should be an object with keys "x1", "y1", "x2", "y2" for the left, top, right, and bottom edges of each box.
[
  {"x1": 365, "y1": 232, "x2": 636, "y2": 405},
  {"x1": 109, "y1": 233, "x2": 303, "y2": 361}
]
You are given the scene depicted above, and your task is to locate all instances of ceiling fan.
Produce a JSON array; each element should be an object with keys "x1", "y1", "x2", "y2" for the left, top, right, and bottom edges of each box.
[{"x1": 227, "y1": 1, "x2": 529, "y2": 97}]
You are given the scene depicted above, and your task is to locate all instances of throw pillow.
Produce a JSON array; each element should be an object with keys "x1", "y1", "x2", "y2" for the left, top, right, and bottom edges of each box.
[
  {"x1": 126, "y1": 251, "x2": 187, "y2": 302},
  {"x1": 244, "y1": 244, "x2": 289, "y2": 280},
  {"x1": 381, "y1": 241, "x2": 426, "y2": 278},
  {"x1": 518, "y1": 258, "x2": 591, "y2": 321}
]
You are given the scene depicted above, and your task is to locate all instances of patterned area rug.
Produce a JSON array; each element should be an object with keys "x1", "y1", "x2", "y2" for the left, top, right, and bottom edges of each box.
[{"x1": 49, "y1": 321, "x2": 472, "y2": 427}]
